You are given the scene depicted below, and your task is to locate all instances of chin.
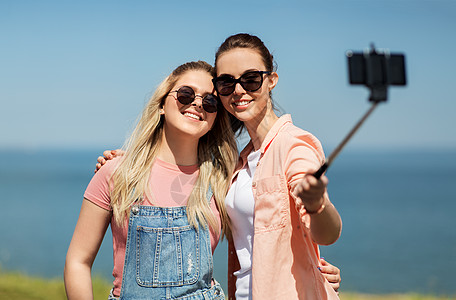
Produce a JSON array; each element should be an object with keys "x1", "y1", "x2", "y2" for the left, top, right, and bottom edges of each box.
[
  {"x1": 232, "y1": 109, "x2": 258, "y2": 123},
  {"x1": 181, "y1": 126, "x2": 210, "y2": 139}
]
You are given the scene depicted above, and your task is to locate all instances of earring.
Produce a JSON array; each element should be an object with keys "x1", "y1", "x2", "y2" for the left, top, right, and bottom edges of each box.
[{"x1": 159, "y1": 108, "x2": 165, "y2": 115}]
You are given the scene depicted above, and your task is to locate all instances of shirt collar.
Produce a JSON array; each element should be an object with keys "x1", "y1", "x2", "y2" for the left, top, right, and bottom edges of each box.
[
  {"x1": 259, "y1": 114, "x2": 292, "y2": 153},
  {"x1": 239, "y1": 114, "x2": 292, "y2": 161}
]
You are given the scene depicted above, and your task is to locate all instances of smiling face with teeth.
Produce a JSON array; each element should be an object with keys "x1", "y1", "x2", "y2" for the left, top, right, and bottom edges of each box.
[
  {"x1": 161, "y1": 70, "x2": 217, "y2": 141},
  {"x1": 215, "y1": 48, "x2": 278, "y2": 132}
]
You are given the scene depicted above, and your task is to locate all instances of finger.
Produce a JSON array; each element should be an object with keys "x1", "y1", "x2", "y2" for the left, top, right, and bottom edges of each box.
[
  {"x1": 320, "y1": 259, "x2": 339, "y2": 272},
  {"x1": 97, "y1": 156, "x2": 106, "y2": 164},
  {"x1": 115, "y1": 149, "x2": 124, "y2": 156},
  {"x1": 328, "y1": 281, "x2": 340, "y2": 292},
  {"x1": 322, "y1": 274, "x2": 340, "y2": 283},
  {"x1": 300, "y1": 178, "x2": 310, "y2": 191},
  {"x1": 103, "y1": 150, "x2": 113, "y2": 159},
  {"x1": 320, "y1": 267, "x2": 340, "y2": 284},
  {"x1": 321, "y1": 267, "x2": 340, "y2": 279},
  {"x1": 313, "y1": 174, "x2": 329, "y2": 188},
  {"x1": 306, "y1": 173, "x2": 319, "y2": 186},
  {"x1": 319, "y1": 265, "x2": 337, "y2": 275},
  {"x1": 318, "y1": 174, "x2": 329, "y2": 185}
]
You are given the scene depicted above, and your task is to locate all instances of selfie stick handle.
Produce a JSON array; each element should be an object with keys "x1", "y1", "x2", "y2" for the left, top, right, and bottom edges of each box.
[{"x1": 313, "y1": 101, "x2": 379, "y2": 179}]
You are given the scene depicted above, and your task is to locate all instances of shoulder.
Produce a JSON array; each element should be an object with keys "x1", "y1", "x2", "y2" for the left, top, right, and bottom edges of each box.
[
  {"x1": 87, "y1": 156, "x2": 124, "y2": 191},
  {"x1": 274, "y1": 122, "x2": 325, "y2": 160},
  {"x1": 95, "y1": 156, "x2": 123, "y2": 178},
  {"x1": 84, "y1": 156, "x2": 124, "y2": 209}
]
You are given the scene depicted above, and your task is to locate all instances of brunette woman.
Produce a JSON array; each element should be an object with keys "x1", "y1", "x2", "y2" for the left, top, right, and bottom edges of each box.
[{"x1": 212, "y1": 33, "x2": 342, "y2": 300}]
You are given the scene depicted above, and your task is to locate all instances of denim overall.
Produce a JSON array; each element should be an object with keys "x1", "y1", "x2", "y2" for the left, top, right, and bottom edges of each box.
[{"x1": 117, "y1": 190, "x2": 225, "y2": 300}]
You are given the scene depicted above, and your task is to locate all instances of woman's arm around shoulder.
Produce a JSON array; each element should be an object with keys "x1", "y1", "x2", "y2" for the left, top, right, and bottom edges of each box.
[
  {"x1": 319, "y1": 258, "x2": 341, "y2": 295},
  {"x1": 95, "y1": 149, "x2": 124, "y2": 173},
  {"x1": 64, "y1": 199, "x2": 111, "y2": 300}
]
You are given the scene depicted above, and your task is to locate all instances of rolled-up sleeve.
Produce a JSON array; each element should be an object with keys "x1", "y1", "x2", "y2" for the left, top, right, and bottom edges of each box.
[{"x1": 283, "y1": 129, "x2": 325, "y2": 193}]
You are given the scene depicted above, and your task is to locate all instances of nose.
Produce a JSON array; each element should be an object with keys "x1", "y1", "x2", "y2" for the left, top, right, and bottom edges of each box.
[
  {"x1": 191, "y1": 95, "x2": 203, "y2": 109},
  {"x1": 233, "y1": 82, "x2": 246, "y2": 94}
]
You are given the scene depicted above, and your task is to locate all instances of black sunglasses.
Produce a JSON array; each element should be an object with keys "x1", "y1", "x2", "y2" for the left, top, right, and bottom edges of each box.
[
  {"x1": 212, "y1": 70, "x2": 271, "y2": 96},
  {"x1": 169, "y1": 86, "x2": 219, "y2": 113}
]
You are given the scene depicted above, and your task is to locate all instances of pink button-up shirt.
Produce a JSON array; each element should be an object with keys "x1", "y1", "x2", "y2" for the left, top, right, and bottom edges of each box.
[{"x1": 227, "y1": 115, "x2": 340, "y2": 299}]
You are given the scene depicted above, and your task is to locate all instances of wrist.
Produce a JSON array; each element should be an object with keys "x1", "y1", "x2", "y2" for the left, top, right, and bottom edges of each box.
[
  {"x1": 305, "y1": 203, "x2": 326, "y2": 215},
  {"x1": 305, "y1": 196, "x2": 327, "y2": 215}
]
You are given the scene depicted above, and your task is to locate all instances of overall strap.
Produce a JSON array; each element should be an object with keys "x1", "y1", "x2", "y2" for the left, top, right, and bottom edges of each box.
[
  {"x1": 206, "y1": 184, "x2": 213, "y2": 204},
  {"x1": 131, "y1": 187, "x2": 144, "y2": 205}
]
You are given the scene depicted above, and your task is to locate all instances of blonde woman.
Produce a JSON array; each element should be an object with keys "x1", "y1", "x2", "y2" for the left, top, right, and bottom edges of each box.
[{"x1": 64, "y1": 61, "x2": 238, "y2": 299}]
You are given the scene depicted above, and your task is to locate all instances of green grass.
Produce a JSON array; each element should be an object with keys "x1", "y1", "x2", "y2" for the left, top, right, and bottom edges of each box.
[
  {"x1": 0, "y1": 270, "x2": 455, "y2": 300},
  {"x1": 341, "y1": 293, "x2": 456, "y2": 300},
  {"x1": 0, "y1": 270, "x2": 112, "y2": 300}
]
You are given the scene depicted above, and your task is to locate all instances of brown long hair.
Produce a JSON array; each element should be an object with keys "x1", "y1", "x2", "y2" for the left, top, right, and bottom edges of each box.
[{"x1": 214, "y1": 33, "x2": 278, "y2": 135}]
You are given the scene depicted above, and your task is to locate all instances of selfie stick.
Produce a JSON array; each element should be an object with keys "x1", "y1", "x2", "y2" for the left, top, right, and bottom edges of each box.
[
  {"x1": 313, "y1": 101, "x2": 379, "y2": 178},
  {"x1": 313, "y1": 44, "x2": 406, "y2": 179}
]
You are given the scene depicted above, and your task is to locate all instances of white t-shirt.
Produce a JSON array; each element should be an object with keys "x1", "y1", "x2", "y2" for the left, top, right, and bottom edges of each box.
[{"x1": 225, "y1": 149, "x2": 261, "y2": 300}]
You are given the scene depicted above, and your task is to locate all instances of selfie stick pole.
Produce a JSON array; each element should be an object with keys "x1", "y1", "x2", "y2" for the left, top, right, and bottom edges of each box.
[
  {"x1": 313, "y1": 101, "x2": 379, "y2": 179},
  {"x1": 313, "y1": 44, "x2": 406, "y2": 179}
]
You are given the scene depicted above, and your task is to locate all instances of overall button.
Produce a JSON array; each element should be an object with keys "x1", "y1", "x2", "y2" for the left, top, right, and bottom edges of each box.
[{"x1": 131, "y1": 206, "x2": 139, "y2": 215}]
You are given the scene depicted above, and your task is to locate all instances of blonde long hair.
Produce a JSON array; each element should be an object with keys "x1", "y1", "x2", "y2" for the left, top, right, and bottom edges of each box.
[{"x1": 110, "y1": 61, "x2": 237, "y2": 237}]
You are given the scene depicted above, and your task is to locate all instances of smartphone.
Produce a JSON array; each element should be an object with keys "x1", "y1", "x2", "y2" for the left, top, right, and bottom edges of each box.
[{"x1": 347, "y1": 50, "x2": 406, "y2": 88}]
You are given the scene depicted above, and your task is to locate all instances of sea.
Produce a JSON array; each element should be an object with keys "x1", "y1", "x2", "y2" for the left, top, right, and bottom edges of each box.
[{"x1": 0, "y1": 148, "x2": 455, "y2": 295}]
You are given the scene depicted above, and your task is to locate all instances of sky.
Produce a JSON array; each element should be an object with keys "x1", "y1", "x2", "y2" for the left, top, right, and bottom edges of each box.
[{"x1": 1, "y1": 0, "x2": 455, "y2": 152}]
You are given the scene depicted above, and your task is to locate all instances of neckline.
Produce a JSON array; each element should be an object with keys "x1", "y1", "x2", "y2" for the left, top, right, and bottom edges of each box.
[{"x1": 155, "y1": 158, "x2": 199, "y2": 174}]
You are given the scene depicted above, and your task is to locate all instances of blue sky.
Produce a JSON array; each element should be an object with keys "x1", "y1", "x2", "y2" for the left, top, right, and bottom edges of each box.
[{"x1": 1, "y1": 0, "x2": 455, "y2": 152}]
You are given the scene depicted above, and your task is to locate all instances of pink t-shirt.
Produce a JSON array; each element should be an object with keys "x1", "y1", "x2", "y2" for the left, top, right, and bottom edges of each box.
[{"x1": 84, "y1": 157, "x2": 221, "y2": 297}]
